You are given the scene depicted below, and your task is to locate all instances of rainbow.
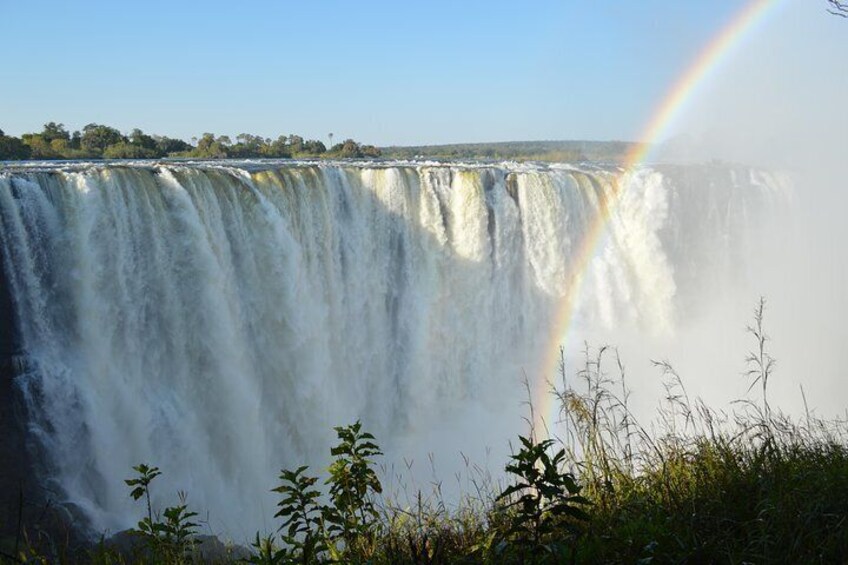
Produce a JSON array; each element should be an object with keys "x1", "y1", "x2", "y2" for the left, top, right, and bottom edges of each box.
[{"x1": 532, "y1": 0, "x2": 786, "y2": 434}]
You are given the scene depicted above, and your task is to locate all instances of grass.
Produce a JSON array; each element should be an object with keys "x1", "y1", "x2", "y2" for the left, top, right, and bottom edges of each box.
[{"x1": 6, "y1": 299, "x2": 848, "y2": 563}]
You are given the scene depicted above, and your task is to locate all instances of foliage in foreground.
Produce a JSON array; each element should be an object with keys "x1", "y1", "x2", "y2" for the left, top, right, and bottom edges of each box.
[{"x1": 7, "y1": 300, "x2": 848, "y2": 563}]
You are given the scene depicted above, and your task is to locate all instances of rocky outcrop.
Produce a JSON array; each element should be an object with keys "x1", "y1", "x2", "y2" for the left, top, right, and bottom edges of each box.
[{"x1": 0, "y1": 240, "x2": 37, "y2": 545}]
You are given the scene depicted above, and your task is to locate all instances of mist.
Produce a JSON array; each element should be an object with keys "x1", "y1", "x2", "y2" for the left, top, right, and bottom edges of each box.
[{"x1": 587, "y1": 0, "x2": 848, "y2": 427}]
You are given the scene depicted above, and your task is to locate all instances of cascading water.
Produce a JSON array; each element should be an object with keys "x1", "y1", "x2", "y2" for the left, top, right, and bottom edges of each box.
[{"x1": 0, "y1": 161, "x2": 790, "y2": 537}]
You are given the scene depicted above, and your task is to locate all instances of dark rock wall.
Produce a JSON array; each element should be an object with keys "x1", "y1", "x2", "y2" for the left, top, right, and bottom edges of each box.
[{"x1": 0, "y1": 236, "x2": 35, "y2": 542}]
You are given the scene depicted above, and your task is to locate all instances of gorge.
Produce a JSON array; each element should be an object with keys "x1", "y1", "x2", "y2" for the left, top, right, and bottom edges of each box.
[{"x1": 0, "y1": 160, "x2": 789, "y2": 538}]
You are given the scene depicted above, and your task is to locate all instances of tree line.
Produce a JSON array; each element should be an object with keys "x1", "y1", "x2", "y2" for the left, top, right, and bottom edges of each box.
[
  {"x1": 381, "y1": 139, "x2": 637, "y2": 163},
  {"x1": 0, "y1": 122, "x2": 381, "y2": 161}
]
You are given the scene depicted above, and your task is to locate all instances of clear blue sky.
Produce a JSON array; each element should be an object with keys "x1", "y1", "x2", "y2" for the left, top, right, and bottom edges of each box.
[{"x1": 0, "y1": 0, "x2": 839, "y2": 146}]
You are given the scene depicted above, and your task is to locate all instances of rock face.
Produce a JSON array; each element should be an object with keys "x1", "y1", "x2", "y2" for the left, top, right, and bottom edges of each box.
[
  {"x1": 0, "y1": 246, "x2": 31, "y2": 539},
  {"x1": 102, "y1": 530, "x2": 253, "y2": 562},
  {"x1": 0, "y1": 249, "x2": 80, "y2": 554}
]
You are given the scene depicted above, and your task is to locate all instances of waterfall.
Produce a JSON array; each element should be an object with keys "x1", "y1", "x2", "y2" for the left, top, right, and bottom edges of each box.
[{"x1": 0, "y1": 161, "x2": 789, "y2": 536}]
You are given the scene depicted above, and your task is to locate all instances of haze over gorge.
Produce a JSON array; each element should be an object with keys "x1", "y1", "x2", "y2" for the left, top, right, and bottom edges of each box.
[{"x1": 0, "y1": 160, "x2": 792, "y2": 537}]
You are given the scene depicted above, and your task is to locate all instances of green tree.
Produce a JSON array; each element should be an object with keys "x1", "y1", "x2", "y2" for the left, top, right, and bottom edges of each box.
[
  {"x1": 70, "y1": 130, "x2": 82, "y2": 150},
  {"x1": 0, "y1": 133, "x2": 32, "y2": 160},
  {"x1": 155, "y1": 136, "x2": 191, "y2": 155},
  {"x1": 301, "y1": 140, "x2": 327, "y2": 155},
  {"x1": 21, "y1": 134, "x2": 60, "y2": 159},
  {"x1": 229, "y1": 133, "x2": 268, "y2": 158},
  {"x1": 197, "y1": 133, "x2": 214, "y2": 151},
  {"x1": 334, "y1": 139, "x2": 362, "y2": 158},
  {"x1": 40, "y1": 121, "x2": 70, "y2": 143},
  {"x1": 4, "y1": 122, "x2": 381, "y2": 161},
  {"x1": 265, "y1": 135, "x2": 292, "y2": 158},
  {"x1": 81, "y1": 123, "x2": 124, "y2": 153},
  {"x1": 50, "y1": 138, "x2": 70, "y2": 155},
  {"x1": 192, "y1": 133, "x2": 229, "y2": 158},
  {"x1": 360, "y1": 144, "x2": 381, "y2": 158},
  {"x1": 129, "y1": 128, "x2": 158, "y2": 151},
  {"x1": 288, "y1": 135, "x2": 304, "y2": 154},
  {"x1": 103, "y1": 141, "x2": 158, "y2": 159}
]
